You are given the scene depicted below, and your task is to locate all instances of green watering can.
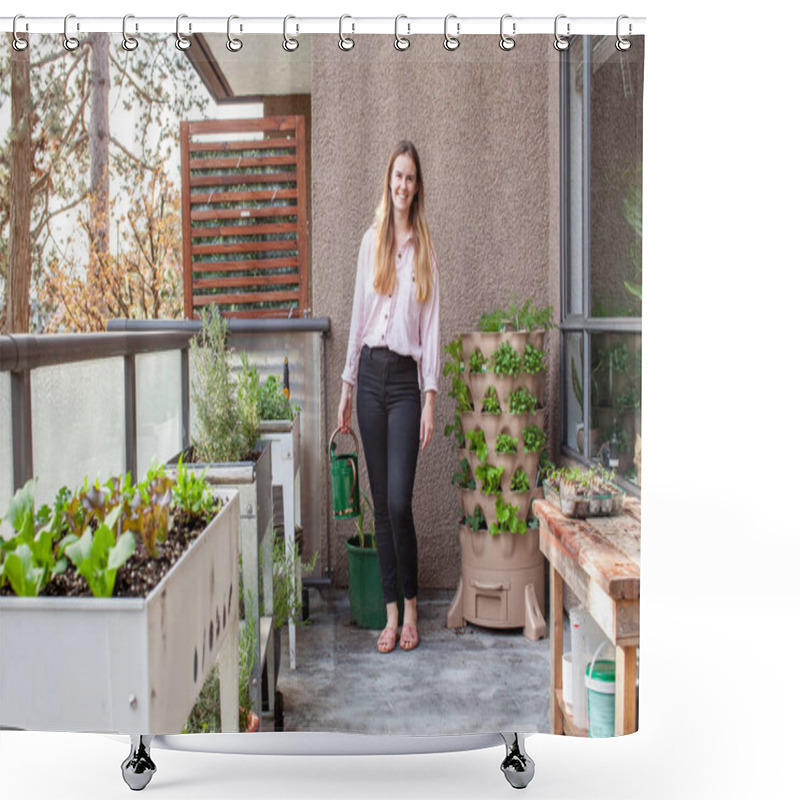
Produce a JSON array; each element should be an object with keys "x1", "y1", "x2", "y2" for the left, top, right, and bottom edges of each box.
[{"x1": 329, "y1": 427, "x2": 360, "y2": 519}]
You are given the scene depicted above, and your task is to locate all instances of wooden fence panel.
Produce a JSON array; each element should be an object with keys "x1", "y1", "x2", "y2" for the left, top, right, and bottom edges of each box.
[{"x1": 180, "y1": 116, "x2": 308, "y2": 319}]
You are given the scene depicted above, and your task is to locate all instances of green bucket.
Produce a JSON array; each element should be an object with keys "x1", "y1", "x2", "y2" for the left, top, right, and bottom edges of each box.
[
  {"x1": 585, "y1": 658, "x2": 616, "y2": 738},
  {"x1": 329, "y1": 428, "x2": 360, "y2": 520},
  {"x1": 345, "y1": 535, "x2": 404, "y2": 630}
]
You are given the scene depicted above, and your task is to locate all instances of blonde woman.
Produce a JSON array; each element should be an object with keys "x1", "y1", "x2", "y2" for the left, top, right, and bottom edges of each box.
[{"x1": 338, "y1": 141, "x2": 441, "y2": 654}]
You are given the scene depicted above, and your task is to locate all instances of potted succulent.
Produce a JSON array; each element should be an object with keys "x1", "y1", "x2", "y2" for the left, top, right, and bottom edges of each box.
[
  {"x1": 446, "y1": 298, "x2": 555, "y2": 640},
  {"x1": 168, "y1": 305, "x2": 273, "y2": 719},
  {"x1": 0, "y1": 461, "x2": 240, "y2": 733}
]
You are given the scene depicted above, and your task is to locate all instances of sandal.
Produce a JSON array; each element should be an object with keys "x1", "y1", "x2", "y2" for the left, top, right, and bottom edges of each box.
[
  {"x1": 377, "y1": 626, "x2": 398, "y2": 653},
  {"x1": 399, "y1": 623, "x2": 419, "y2": 651}
]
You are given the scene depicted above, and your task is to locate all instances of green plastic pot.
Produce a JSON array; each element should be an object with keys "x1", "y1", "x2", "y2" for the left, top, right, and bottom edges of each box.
[{"x1": 345, "y1": 535, "x2": 403, "y2": 630}]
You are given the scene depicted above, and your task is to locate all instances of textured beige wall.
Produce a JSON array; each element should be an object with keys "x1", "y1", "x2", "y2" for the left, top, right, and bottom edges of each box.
[{"x1": 311, "y1": 35, "x2": 561, "y2": 591}]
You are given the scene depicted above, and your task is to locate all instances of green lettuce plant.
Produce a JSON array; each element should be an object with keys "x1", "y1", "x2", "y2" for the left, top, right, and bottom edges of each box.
[{"x1": 63, "y1": 506, "x2": 136, "y2": 598}]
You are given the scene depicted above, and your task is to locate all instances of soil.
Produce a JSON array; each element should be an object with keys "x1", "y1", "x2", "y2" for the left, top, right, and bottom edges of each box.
[{"x1": 0, "y1": 508, "x2": 221, "y2": 600}]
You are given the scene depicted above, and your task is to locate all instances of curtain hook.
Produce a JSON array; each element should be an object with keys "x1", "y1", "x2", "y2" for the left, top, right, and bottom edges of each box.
[
  {"x1": 226, "y1": 15, "x2": 243, "y2": 52},
  {"x1": 121, "y1": 14, "x2": 139, "y2": 51},
  {"x1": 443, "y1": 14, "x2": 460, "y2": 51},
  {"x1": 554, "y1": 14, "x2": 570, "y2": 51},
  {"x1": 283, "y1": 16, "x2": 299, "y2": 52},
  {"x1": 339, "y1": 14, "x2": 355, "y2": 51},
  {"x1": 616, "y1": 15, "x2": 632, "y2": 51},
  {"x1": 12, "y1": 14, "x2": 29, "y2": 51},
  {"x1": 394, "y1": 15, "x2": 410, "y2": 51},
  {"x1": 499, "y1": 13, "x2": 516, "y2": 50},
  {"x1": 175, "y1": 14, "x2": 191, "y2": 50},
  {"x1": 63, "y1": 14, "x2": 80, "y2": 51}
]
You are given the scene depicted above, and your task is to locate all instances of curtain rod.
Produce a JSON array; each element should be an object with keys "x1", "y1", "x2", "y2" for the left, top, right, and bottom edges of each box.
[{"x1": 1, "y1": 16, "x2": 646, "y2": 37}]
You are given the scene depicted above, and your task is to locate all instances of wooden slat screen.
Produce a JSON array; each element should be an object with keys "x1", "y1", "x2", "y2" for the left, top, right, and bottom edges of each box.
[{"x1": 180, "y1": 116, "x2": 308, "y2": 319}]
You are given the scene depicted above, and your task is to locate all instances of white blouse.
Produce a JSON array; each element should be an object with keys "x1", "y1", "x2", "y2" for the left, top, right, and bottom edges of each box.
[{"x1": 341, "y1": 226, "x2": 440, "y2": 394}]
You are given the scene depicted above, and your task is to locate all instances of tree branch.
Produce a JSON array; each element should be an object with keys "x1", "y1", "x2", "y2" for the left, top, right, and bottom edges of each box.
[{"x1": 110, "y1": 137, "x2": 157, "y2": 173}]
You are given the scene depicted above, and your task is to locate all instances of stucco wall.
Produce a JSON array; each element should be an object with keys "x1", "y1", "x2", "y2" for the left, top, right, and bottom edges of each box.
[{"x1": 311, "y1": 34, "x2": 561, "y2": 591}]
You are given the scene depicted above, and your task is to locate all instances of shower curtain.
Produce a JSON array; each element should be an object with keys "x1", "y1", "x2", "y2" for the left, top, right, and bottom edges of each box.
[{"x1": 1, "y1": 25, "x2": 644, "y2": 744}]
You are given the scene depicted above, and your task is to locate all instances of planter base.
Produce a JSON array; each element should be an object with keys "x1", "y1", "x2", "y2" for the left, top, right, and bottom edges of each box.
[{"x1": 447, "y1": 527, "x2": 547, "y2": 640}]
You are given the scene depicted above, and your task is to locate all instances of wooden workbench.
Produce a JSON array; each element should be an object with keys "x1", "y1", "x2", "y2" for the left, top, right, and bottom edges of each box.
[{"x1": 532, "y1": 497, "x2": 640, "y2": 737}]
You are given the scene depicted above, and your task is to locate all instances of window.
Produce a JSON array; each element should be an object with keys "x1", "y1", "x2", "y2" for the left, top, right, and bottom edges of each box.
[{"x1": 560, "y1": 36, "x2": 644, "y2": 491}]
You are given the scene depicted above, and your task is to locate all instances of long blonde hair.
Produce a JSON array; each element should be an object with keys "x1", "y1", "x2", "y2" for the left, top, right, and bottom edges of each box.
[{"x1": 372, "y1": 141, "x2": 435, "y2": 303}]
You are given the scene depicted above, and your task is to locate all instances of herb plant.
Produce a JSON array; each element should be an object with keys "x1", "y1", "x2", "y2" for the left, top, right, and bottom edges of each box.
[
  {"x1": 522, "y1": 425, "x2": 547, "y2": 454},
  {"x1": 510, "y1": 468, "x2": 531, "y2": 493},
  {"x1": 522, "y1": 344, "x2": 545, "y2": 375},
  {"x1": 478, "y1": 297, "x2": 555, "y2": 332},
  {"x1": 444, "y1": 415, "x2": 466, "y2": 450},
  {"x1": 509, "y1": 387, "x2": 538, "y2": 415},
  {"x1": 495, "y1": 434, "x2": 518, "y2": 455},
  {"x1": 191, "y1": 306, "x2": 245, "y2": 463},
  {"x1": 490, "y1": 342, "x2": 523, "y2": 377},
  {"x1": 468, "y1": 349, "x2": 487, "y2": 374},
  {"x1": 465, "y1": 428, "x2": 488, "y2": 463},
  {"x1": 444, "y1": 337, "x2": 472, "y2": 412},
  {"x1": 462, "y1": 505, "x2": 486, "y2": 532},
  {"x1": 172, "y1": 455, "x2": 220, "y2": 528},
  {"x1": 475, "y1": 463, "x2": 504, "y2": 496},
  {"x1": 257, "y1": 374, "x2": 298, "y2": 421},
  {"x1": 451, "y1": 458, "x2": 475, "y2": 491},
  {"x1": 489, "y1": 498, "x2": 527, "y2": 535},
  {"x1": 481, "y1": 386, "x2": 501, "y2": 415}
]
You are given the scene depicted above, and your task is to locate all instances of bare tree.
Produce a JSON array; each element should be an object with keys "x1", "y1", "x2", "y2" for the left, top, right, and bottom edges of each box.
[{"x1": 4, "y1": 35, "x2": 33, "y2": 333}]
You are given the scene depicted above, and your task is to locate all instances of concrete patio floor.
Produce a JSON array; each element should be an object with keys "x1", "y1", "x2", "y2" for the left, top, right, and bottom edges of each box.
[{"x1": 273, "y1": 588, "x2": 551, "y2": 736}]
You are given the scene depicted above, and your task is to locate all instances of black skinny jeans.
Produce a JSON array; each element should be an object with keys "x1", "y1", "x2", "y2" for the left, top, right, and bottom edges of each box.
[{"x1": 356, "y1": 345, "x2": 421, "y2": 605}]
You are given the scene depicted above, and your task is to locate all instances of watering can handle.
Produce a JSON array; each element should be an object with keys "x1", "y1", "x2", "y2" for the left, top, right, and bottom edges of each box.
[
  {"x1": 348, "y1": 458, "x2": 357, "y2": 506},
  {"x1": 329, "y1": 426, "x2": 360, "y2": 459}
]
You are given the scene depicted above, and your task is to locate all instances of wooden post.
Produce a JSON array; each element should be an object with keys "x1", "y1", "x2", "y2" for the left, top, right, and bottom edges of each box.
[{"x1": 615, "y1": 645, "x2": 637, "y2": 735}]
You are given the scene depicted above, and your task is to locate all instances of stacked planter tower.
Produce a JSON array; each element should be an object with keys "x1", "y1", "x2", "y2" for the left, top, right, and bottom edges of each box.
[{"x1": 446, "y1": 326, "x2": 549, "y2": 641}]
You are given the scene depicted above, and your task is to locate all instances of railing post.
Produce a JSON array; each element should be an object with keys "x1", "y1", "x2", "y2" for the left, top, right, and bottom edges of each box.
[
  {"x1": 124, "y1": 354, "x2": 137, "y2": 482},
  {"x1": 10, "y1": 370, "x2": 33, "y2": 492},
  {"x1": 181, "y1": 347, "x2": 190, "y2": 451}
]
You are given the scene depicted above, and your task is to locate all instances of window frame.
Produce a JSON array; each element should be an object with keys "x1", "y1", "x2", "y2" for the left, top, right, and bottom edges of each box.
[{"x1": 559, "y1": 36, "x2": 642, "y2": 497}]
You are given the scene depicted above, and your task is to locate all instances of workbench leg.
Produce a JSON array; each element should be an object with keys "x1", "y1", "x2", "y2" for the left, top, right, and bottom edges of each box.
[
  {"x1": 615, "y1": 645, "x2": 637, "y2": 736},
  {"x1": 549, "y1": 563, "x2": 564, "y2": 736}
]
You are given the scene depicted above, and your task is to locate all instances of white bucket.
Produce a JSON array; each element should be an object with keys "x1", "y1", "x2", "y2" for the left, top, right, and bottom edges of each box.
[
  {"x1": 562, "y1": 653, "x2": 573, "y2": 710},
  {"x1": 568, "y1": 607, "x2": 606, "y2": 729}
]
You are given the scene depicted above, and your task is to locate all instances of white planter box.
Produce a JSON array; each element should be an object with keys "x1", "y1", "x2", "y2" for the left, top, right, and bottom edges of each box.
[
  {"x1": 168, "y1": 441, "x2": 274, "y2": 719},
  {"x1": 258, "y1": 415, "x2": 302, "y2": 670},
  {"x1": 0, "y1": 491, "x2": 240, "y2": 734}
]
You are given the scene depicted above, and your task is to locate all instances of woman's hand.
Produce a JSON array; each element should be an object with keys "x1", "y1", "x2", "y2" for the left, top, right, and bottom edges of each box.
[
  {"x1": 420, "y1": 392, "x2": 435, "y2": 451},
  {"x1": 338, "y1": 382, "x2": 353, "y2": 433}
]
